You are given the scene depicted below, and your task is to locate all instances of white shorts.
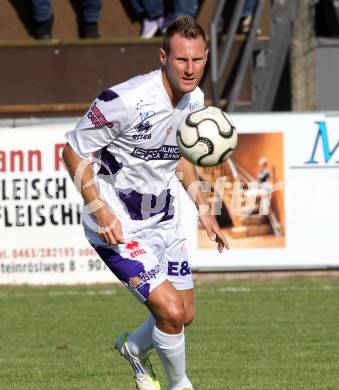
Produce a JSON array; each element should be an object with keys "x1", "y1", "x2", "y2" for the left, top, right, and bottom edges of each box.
[{"x1": 92, "y1": 220, "x2": 194, "y2": 303}]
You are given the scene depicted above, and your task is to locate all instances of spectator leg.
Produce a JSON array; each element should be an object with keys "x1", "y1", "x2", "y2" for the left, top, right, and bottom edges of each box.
[
  {"x1": 173, "y1": 0, "x2": 198, "y2": 19},
  {"x1": 30, "y1": 0, "x2": 53, "y2": 22},
  {"x1": 140, "y1": 0, "x2": 164, "y2": 20},
  {"x1": 30, "y1": 0, "x2": 53, "y2": 39},
  {"x1": 128, "y1": 0, "x2": 145, "y2": 17},
  {"x1": 242, "y1": 0, "x2": 257, "y2": 17},
  {"x1": 81, "y1": 0, "x2": 102, "y2": 38},
  {"x1": 82, "y1": 0, "x2": 102, "y2": 23}
]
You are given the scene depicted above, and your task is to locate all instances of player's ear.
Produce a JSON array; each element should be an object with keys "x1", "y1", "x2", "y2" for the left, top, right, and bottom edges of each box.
[
  {"x1": 160, "y1": 48, "x2": 167, "y2": 66},
  {"x1": 204, "y1": 48, "x2": 209, "y2": 64}
]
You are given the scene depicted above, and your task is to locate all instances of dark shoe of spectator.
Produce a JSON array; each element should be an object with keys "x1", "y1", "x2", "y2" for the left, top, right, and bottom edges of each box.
[
  {"x1": 34, "y1": 15, "x2": 53, "y2": 40},
  {"x1": 81, "y1": 22, "x2": 100, "y2": 38}
]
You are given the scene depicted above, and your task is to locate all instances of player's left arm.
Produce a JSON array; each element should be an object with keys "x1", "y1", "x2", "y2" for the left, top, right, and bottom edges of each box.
[{"x1": 176, "y1": 157, "x2": 229, "y2": 252}]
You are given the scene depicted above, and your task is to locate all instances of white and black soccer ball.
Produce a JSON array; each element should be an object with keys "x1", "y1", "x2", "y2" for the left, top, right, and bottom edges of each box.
[{"x1": 177, "y1": 106, "x2": 237, "y2": 167}]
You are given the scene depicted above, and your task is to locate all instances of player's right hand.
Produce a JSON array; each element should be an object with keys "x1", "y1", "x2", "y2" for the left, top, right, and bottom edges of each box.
[{"x1": 93, "y1": 204, "x2": 125, "y2": 245}]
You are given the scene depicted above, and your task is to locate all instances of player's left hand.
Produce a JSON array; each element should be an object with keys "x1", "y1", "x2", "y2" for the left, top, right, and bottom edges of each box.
[{"x1": 199, "y1": 210, "x2": 229, "y2": 253}]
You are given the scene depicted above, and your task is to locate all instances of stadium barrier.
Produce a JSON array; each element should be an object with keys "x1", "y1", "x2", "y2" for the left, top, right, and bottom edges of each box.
[{"x1": 0, "y1": 112, "x2": 338, "y2": 284}]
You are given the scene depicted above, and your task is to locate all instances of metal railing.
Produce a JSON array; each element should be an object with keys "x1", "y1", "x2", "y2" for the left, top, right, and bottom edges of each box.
[
  {"x1": 210, "y1": 0, "x2": 265, "y2": 110},
  {"x1": 210, "y1": 0, "x2": 246, "y2": 107},
  {"x1": 209, "y1": 0, "x2": 298, "y2": 112},
  {"x1": 226, "y1": 159, "x2": 281, "y2": 236}
]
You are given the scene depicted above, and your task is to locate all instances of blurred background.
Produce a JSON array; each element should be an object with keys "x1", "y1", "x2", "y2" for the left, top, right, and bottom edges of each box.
[{"x1": 1, "y1": 0, "x2": 339, "y2": 116}]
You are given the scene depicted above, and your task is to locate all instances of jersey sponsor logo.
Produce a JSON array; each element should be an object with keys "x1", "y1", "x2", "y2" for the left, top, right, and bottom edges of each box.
[
  {"x1": 168, "y1": 261, "x2": 191, "y2": 276},
  {"x1": 125, "y1": 240, "x2": 139, "y2": 251},
  {"x1": 139, "y1": 265, "x2": 161, "y2": 283},
  {"x1": 131, "y1": 145, "x2": 180, "y2": 161},
  {"x1": 134, "y1": 120, "x2": 152, "y2": 134},
  {"x1": 128, "y1": 264, "x2": 161, "y2": 289},
  {"x1": 125, "y1": 240, "x2": 146, "y2": 259},
  {"x1": 88, "y1": 104, "x2": 118, "y2": 129},
  {"x1": 132, "y1": 133, "x2": 152, "y2": 140},
  {"x1": 140, "y1": 111, "x2": 155, "y2": 122},
  {"x1": 134, "y1": 109, "x2": 155, "y2": 134}
]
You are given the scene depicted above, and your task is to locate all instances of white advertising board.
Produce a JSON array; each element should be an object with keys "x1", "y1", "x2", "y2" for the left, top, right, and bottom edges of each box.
[
  {"x1": 0, "y1": 120, "x2": 114, "y2": 284},
  {"x1": 181, "y1": 112, "x2": 339, "y2": 271},
  {"x1": 0, "y1": 113, "x2": 338, "y2": 284}
]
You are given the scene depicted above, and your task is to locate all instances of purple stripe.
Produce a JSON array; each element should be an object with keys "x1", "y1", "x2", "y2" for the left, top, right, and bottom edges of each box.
[
  {"x1": 118, "y1": 188, "x2": 175, "y2": 221},
  {"x1": 94, "y1": 246, "x2": 150, "y2": 300},
  {"x1": 98, "y1": 148, "x2": 123, "y2": 175},
  {"x1": 97, "y1": 89, "x2": 119, "y2": 102}
]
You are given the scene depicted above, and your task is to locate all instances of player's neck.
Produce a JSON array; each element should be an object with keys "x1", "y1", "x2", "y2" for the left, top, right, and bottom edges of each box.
[{"x1": 161, "y1": 69, "x2": 184, "y2": 108}]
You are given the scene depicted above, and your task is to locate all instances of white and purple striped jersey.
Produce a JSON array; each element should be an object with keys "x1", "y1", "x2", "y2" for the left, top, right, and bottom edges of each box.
[{"x1": 66, "y1": 69, "x2": 204, "y2": 245}]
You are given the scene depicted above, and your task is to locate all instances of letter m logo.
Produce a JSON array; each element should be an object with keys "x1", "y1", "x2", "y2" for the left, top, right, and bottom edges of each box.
[{"x1": 305, "y1": 121, "x2": 339, "y2": 164}]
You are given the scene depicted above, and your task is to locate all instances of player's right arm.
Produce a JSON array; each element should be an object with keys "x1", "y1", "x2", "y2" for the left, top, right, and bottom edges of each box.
[
  {"x1": 62, "y1": 143, "x2": 125, "y2": 245},
  {"x1": 63, "y1": 89, "x2": 128, "y2": 245}
]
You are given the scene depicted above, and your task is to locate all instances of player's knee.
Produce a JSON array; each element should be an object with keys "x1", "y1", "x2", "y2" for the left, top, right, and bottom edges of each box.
[{"x1": 164, "y1": 299, "x2": 185, "y2": 331}]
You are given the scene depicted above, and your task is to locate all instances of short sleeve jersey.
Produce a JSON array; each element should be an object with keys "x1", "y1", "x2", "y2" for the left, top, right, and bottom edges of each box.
[{"x1": 66, "y1": 69, "x2": 204, "y2": 243}]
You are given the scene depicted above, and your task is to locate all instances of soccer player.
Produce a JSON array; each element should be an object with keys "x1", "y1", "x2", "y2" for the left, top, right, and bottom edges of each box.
[{"x1": 62, "y1": 16, "x2": 229, "y2": 390}]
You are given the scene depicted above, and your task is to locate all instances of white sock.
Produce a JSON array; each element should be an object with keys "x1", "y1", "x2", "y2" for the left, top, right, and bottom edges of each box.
[
  {"x1": 152, "y1": 326, "x2": 192, "y2": 389},
  {"x1": 126, "y1": 314, "x2": 155, "y2": 359}
]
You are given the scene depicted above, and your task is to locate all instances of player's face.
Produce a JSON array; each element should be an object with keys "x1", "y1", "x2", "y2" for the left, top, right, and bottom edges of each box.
[{"x1": 160, "y1": 33, "x2": 208, "y2": 101}]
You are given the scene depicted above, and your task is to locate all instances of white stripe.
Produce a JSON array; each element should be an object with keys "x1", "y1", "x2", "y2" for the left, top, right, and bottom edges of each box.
[
  {"x1": 126, "y1": 353, "x2": 144, "y2": 374},
  {"x1": 135, "y1": 361, "x2": 146, "y2": 374}
]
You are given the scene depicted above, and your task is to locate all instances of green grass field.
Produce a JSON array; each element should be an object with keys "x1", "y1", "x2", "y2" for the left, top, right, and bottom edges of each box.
[{"x1": 1, "y1": 277, "x2": 339, "y2": 390}]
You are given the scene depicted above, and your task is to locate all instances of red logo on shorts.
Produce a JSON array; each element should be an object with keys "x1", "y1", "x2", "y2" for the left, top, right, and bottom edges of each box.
[{"x1": 125, "y1": 240, "x2": 146, "y2": 259}]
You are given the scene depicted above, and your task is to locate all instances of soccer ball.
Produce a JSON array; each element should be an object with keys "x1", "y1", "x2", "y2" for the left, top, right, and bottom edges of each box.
[{"x1": 177, "y1": 106, "x2": 237, "y2": 167}]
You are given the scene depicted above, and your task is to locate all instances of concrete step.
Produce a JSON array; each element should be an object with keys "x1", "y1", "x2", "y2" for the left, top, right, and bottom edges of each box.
[
  {"x1": 0, "y1": 37, "x2": 254, "y2": 114},
  {"x1": 239, "y1": 214, "x2": 266, "y2": 225},
  {"x1": 230, "y1": 223, "x2": 272, "y2": 238},
  {"x1": 0, "y1": 39, "x2": 160, "y2": 108}
]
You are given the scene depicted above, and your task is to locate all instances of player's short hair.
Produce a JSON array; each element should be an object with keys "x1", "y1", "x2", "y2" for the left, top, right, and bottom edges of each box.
[{"x1": 162, "y1": 16, "x2": 206, "y2": 55}]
